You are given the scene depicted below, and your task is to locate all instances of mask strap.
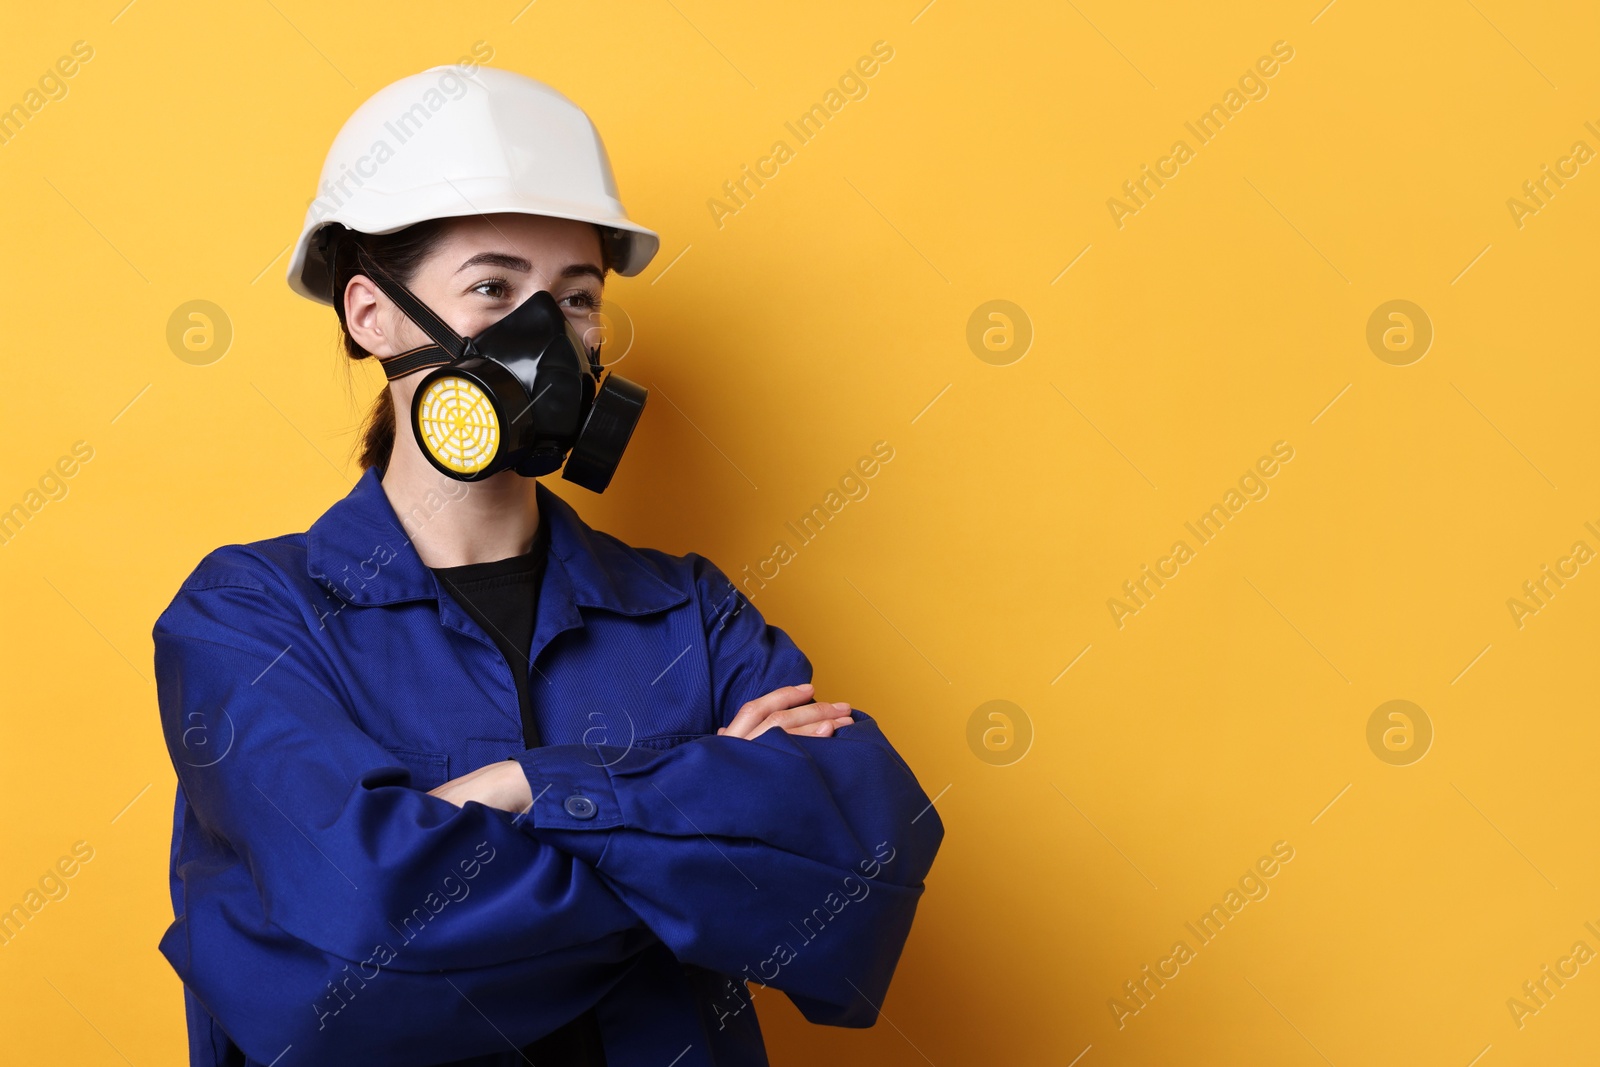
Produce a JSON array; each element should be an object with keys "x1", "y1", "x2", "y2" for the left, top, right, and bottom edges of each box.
[
  {"x1": 380, "y1": 343, "x2": 455, "y2": 381},
  {"x1": 354, "y1": 245, "x2": 473, "y2": 363}
]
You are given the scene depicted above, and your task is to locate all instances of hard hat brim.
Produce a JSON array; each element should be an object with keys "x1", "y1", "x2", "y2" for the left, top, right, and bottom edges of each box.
[{"x1": 287, "y1": 200, "x2": 660, "y2": 306}]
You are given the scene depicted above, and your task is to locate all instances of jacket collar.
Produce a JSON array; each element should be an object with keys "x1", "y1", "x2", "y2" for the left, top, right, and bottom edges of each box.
[{"x1": 305, "y1": 465, "x2": 688, "y2": 617}]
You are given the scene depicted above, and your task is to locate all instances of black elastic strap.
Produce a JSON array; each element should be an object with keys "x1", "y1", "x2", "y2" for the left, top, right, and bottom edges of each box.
[
  {"x1": 379, "y1": 343, "x2": 455, "y2": 381},
  {"x1": 354, "y1": 245, "x2": 472, "y2": 363}
]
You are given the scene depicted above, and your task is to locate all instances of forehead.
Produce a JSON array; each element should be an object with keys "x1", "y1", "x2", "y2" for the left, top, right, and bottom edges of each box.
[{"x1": 430, "y1": 213, "x2": 602, "y2": 267}]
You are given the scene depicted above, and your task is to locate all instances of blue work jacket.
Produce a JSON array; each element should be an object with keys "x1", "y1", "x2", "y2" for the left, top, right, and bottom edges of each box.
[{"x1": 153, "y1": 464, "x2": 944, "y2": 1067}]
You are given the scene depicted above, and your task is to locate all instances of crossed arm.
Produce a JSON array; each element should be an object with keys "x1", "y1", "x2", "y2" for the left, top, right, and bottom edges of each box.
[
  {"x1": 428, "y1": 682, "x2": 858, "y2": 811},
  {"x1": 153, "y1": 553, "x2": 944, "y2": 1065}
]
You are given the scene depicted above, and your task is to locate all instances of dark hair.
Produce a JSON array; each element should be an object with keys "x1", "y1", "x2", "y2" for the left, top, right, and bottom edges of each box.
[{"x1": 325, "y1": 220, "x2": 615, "y2": 473}]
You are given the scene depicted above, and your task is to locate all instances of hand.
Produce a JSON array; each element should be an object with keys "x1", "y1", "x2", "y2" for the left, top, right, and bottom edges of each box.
[
  {"x1": 716, "y1": 682, "x2": 855, "y2": 741},
  {"x1": 428, "y1": 760, "x2": 533, "y2": 813}
]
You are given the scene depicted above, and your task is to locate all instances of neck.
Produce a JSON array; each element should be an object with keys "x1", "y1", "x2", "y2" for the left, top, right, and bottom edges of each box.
[{"x1": 379, "y1": 437, "x2": 542, "y2": 568}]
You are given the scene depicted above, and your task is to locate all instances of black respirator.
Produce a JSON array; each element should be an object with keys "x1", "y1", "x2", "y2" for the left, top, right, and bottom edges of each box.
[{"x1": 355, "y1": 248, "x2": 646, "y2": 492}]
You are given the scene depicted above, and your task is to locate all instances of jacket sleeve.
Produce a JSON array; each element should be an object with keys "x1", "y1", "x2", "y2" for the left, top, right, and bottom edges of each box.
[
  {"x1": 153, "y1": 551, "x2": 657, "y2": 1057},
  {"x1": 163, "y1": 830, "x2": 653, "y2": 1066},
  {"x1": 509, "y1": 554, "x2": 946, "y2": 1027}
]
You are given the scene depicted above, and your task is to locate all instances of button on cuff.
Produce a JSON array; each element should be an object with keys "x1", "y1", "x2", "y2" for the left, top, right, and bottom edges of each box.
[
  {"x1": 509, "y1": 744, "x2": 623, "y2": 830},
  {"x1": 564, "y1": 794, "x2": 598, "y2": 819}
]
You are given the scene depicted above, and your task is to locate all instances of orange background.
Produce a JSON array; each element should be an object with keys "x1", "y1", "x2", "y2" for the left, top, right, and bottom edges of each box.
[{"x1": 2, "y1": 1, "x2": 1599, "y2": 1063}]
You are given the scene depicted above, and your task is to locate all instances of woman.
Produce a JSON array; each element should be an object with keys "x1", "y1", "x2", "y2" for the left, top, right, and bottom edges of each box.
[{"x1": 154, "y1": 66, "x2": 943, "y2": 1067}]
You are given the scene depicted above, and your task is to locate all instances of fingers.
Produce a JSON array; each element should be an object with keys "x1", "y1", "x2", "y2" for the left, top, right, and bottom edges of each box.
[
  {"x1": 719, "y1": 711, "x2": 853, "y2": 740},
  {"x1": 721, "y1": 682, "x2": 815, "y2": 739},
  {"x1": 746, "y1": 701, "x2": 849, "y2": 740},
  {"x1": 782, "y1": 715, "x2": 855, "y2": 738},
  {"x1": 747, "y1": 701, "x2": 854, "y2": 741},
  {"x1": 717, "y1": 683, "x2": 857, "y2": 741}
]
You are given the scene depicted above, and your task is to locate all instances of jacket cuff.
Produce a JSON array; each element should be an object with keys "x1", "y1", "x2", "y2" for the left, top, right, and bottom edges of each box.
[{"x1": 508, "y1": 744, "x2": 623, "y2": 832}]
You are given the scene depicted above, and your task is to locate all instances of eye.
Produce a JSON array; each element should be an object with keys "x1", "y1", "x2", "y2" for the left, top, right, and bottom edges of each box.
[
  {"x1": 471, "y1": 278, "x2": 511, "y2": 300},
  {"x1": 562, "y1": 290, "x2": 602, "y2": 311}
]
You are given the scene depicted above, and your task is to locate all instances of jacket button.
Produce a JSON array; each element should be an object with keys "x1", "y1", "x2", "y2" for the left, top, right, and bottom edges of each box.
[{"x1": 563, "y1": 794, "x2": 598, "y2": 819}]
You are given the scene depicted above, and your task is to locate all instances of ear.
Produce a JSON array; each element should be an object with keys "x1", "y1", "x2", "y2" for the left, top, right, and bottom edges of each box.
[{"x1": 344, "y1": 274, "x2": 398, "y2": 357}]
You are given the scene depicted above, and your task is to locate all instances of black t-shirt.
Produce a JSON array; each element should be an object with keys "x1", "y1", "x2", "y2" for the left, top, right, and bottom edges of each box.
[
  {"x1": 430, "y1": 517, "x2": 551, "y2": 749},
  {"x1": 428, "y1": 517, "x2": 608, "y2": 1066}
]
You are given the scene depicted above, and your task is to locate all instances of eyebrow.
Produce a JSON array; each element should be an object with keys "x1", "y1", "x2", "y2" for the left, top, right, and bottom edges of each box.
[{"x1": 456, "y1": 251, "x2": 604, "y2": 283}]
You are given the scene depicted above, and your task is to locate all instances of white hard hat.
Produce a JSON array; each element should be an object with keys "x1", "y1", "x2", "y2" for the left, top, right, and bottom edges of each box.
[{"x1": 287, "y1": 65, "x2": 660, "y2": 305}]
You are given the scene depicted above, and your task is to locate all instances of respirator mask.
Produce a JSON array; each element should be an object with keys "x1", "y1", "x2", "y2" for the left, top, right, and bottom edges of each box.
[{"x1": 356, "y1": 247, "x2": 646, "y2": 492}]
